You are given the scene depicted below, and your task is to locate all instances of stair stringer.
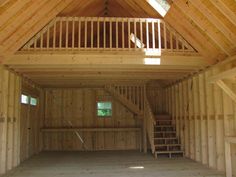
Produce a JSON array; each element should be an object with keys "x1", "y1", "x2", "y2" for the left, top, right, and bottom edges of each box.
[{"x1": 104, "y1": 85, "x2": 144, "y2": 116}]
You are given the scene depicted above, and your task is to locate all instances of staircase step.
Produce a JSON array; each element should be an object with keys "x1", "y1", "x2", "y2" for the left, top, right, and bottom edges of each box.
[
  {"x1": 154, "y1": 151, "x2": 184, "y2": 158},
  {"x1": 154, "y1": 137, "x2": 179, "y2": 140},
  {"x1": 154, "y1": 131, "x2": 176, "y2": 133},
  {"x1": 154, "y1": 144, "x2": 181, "y2": 147},
  {"x1": 155, "y1": 115, "x2": 171, "y2": 120}
]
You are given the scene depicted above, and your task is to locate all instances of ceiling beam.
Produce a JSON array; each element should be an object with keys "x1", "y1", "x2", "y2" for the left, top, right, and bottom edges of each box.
[
  {"x1": 0, "y1": 0, "x2": 73, "y2": 56},
  {"x1": 4, "y1": 52, "x2": 208, "y2": 68},
  {"x1": 189, "y1": 0, "x2": 236, "y2": 47},
  {"x1": 165, "y1": 7, "x2": 222, "y2": 64},
  {"x1": 209, "y1": 0, "x2": 236, "y2": 27},
  {"x1": 173, "y1": 0, "x2": 232, "y2": 56}
]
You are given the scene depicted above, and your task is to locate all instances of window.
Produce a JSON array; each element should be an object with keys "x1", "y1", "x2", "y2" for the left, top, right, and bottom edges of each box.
[
  {"x1": 147, "y1": 0, "x2": 170, "y2": 17},
  {"x1": 97, "y1": 101, "x2": 112, "y2": 117},
  {"x1": 21, "y1": 94, "x2": 29, "y2": 104},
  {"x1": 30, "y1": 97, "x2": 37, "y2": 106}
]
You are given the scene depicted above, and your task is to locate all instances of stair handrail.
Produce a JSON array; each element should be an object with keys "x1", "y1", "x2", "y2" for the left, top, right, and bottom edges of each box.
[{"x1": 145, "y1": 98, "x2": 156, "y2": 154}]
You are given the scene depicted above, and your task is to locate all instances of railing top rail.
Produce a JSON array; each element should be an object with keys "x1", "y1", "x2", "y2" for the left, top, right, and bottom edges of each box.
[{"x1": 55, "y1": 16, "x2": 164, "y2": 23}]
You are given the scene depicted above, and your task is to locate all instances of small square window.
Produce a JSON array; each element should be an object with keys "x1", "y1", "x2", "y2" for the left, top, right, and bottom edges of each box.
[
  {"x1": 30, "y1": 97, "x2": 37, "y2": 106},
  {"x1": 21, "y1": 94, "x2": 29, "y2": 104},
  {"x1": 97, "y1": 101, "x2": 112, "y2": 117}
]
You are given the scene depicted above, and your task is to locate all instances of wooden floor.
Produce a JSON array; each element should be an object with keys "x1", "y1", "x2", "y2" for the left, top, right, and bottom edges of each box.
[{"x1": 2, "y1": 151, "x2": 225, "y2": 177}]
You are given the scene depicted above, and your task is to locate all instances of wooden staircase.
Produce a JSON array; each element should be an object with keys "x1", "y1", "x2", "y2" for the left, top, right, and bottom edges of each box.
[
  {"x1": 104, "y1": 85, "x2": 144, "y2": 116},
  {"x1": 153, "y1": 115, "x2": 183, "y2": 158}
]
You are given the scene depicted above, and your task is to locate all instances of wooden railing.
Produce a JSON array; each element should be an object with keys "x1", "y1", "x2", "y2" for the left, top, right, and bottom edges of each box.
[
  {"x1": 105, "y1": 84, "x2": 144, "y2": 116},
  {"x1": 21, "y1": 17, "x2": 196, "y2": 53},
  {"x1": 145, "y1": 99, "x2": 156, "y2": 154}
]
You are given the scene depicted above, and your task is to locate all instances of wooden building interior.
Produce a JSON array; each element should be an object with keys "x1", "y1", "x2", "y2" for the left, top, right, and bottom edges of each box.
[{"x1": 0, "y1": 0, "x2": 236, "y2": 177}]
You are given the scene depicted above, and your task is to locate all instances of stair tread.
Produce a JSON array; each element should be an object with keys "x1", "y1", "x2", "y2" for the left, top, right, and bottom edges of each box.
[
  {"x1": 155, "y1": 125, "x2": 175, "y2": 127},
  {"x1": 154, "y1": 131, "x2": 176, "y2": 133},
  {"x1": 155, "y1": 150, "x2": 183, "y2": 154},
  {"x1": 154, "y1": 144, "x2": 181, "y2": 147},
  {"x1": 154, "y1": 137, "x2": 178, "y2": 139}
]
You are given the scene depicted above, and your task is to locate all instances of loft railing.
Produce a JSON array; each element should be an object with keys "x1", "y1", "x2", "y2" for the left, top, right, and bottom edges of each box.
[{"x1": 21, "y1": 17, "x2": 196, "y2": 54}]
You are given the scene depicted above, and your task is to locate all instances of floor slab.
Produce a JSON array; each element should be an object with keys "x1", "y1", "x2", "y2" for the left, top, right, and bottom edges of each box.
[{"x1": 2, "y1": 151, "x2": 225, "y2": 177}]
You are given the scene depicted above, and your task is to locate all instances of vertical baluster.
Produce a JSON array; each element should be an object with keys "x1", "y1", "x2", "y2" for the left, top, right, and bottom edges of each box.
[
  {"x1": 66, "y1": 19, "x2": 69, "y2": 49},
  {"x1": 182, "y1": 39, "x2": 185, "y2": 52},
  {"x1": 146, "y1": 20, "x2": 149, "y2": 50},
  {"x1": 72, "y1": 18, "x2": 75, "y2": 50},
  {"x1": 164, "y1": 22, "x2": 167, "y2": 50},
  {"x1": 116, "y1": 19, "x2": 118, "y2": 49},
  {"x1": 40, "y1": 31, "x2": 43, "y2": 49},
  {"x1": 33, "y1": 36, "x2": 36, "y2": 50},
  {"x1": 152, "y1": 21, "x2": 156, "y2": 50},
  {"x1": 122, "y1": 19, "x2": 124, "y2": 49},
  {"x1": 53, "y1": 19, "x2": 56, "y2": 50},
  {"x1": 176, "y1": 34, "x2": 179, "y2": 51},
  {"x1": 78, "y1": 18, "x2": 81, "y2": 49},
  {"x1": 110, "y1": 19, "x2": 112, "y2": 49},
  {"x1": 170, "y1": 32, "x2": 173, "y2": 52},
  {"x1": 59, "y1": 19, "x2": 62, "y2": 49},
  {"x1": 104, "y1": 18, "x2": 106, "y2": 48},
  {"x1": 91, "y1": 20, "x2": 93, "y2": 48},
  {"x1": 140, "y1": 19, "x2": 143, "y2": 49},
  {"x1": 134, "y1": 19, "x2": 137, "y2": 49},
  {"x1": 97, "y1": 18, "x2": 100, "y2": 48},
  {"x1": 158, "y1": 20, "x2": 161, "y2": 53},
  {"x1": 46, "y1": 25, "x2": 49, "y2": 50},
  {"x1": 85, "y1": 19, "x2": 87, "y2": 49},
  {"x1": 128, "y1": 19, "x2": 130, "y2": 49}
]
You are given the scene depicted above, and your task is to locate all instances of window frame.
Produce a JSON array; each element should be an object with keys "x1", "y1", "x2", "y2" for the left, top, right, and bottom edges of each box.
[
  {"x1": 30, "y1": 97, "x2": 38, "y2": 106},
  {"x1": 96, "y1": 101, "x2": 113, "y2": 118},
  {"x1": 21, "y1": 94, "x2": 29, "y2": 105}
]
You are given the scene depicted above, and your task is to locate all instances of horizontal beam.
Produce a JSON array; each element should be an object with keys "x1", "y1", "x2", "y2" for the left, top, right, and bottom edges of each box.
[
  {"x1": 41, "y1": 127, "x2": 141, "y2": 132},
  {"x1": 225, "y1": 136, "x2": 236, "y2": 144},
  {"x1": 208, "y1": 67, "x2": 236, "y2": 83},
  {"x1": 216, "y1": 80, "x2": 236, "y2": 104},
  {"x1": 4, "y1": 52, "x2": 207, "y2": 68}
]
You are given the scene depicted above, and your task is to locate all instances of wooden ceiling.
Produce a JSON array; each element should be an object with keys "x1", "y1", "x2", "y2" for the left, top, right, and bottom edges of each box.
[{"x1": 1, "y1": 0, "x2": 236, "y2": 87}]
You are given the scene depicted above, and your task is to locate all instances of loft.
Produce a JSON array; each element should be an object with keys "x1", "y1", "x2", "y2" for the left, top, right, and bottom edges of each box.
[{"x1": 21, "y1": 17, "x2": 195, "y2": 54}]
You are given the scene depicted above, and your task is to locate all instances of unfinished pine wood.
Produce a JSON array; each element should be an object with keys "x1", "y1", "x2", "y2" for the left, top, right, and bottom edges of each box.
[
  {"x1": 43, "y1": 88, "x2": 141, "y2": 151},
  {"x1": 165, "y1": 60, "x2": 236, "y2": 176},
  {"x1": 0, "y1": 66, "x2": 21, "y2": 175},
  {"x1": 1, "y1": 151, "x2": 225, "y2": 177}
]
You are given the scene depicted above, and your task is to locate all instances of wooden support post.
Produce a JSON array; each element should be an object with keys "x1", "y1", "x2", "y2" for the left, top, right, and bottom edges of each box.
[
  {"x1": 0, "y1": 68, "x2": 9, "y2": 174},
  {"x1": 143, "y1": 85, "x2": 147, "y2": 153}
]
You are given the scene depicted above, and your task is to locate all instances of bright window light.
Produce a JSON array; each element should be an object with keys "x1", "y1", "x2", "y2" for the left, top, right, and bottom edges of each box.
[
  {"x1": 21, "y1": 94, "x2": 29, "y2": 104},
  {"x1": 144, "y1": 58, "x2": 161, "y2": 65},
  {"x1": 147, "y1": 0, "x2": 170, "y2": 17},
  {"x1": 30, "y1": 97, "x2": 37, "y2": 106},
  {"x1": 130, "y1": 33, "x2": 145, "y2": 48},
  {"x1": 129, "y1": 166, "x2": 144, "y2": 169},
  {"x1": 145, "y1": 49, "x2": 161, "y2": 56}
]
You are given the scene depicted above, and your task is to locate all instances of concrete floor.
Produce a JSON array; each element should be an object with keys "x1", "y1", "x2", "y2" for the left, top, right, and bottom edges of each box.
[{"x1": 3, "y1": 151, "x2": 225, "y2": 177}]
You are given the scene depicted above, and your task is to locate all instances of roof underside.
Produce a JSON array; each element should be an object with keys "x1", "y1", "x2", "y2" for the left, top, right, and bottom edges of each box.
[{"x1": 0, "y1": 0, "x2": 236, "y2": 87}]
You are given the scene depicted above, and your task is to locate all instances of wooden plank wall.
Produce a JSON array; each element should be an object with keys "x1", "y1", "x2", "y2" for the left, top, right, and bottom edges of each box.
[
  {"x1": 20, "y1": 82, "x2": 43, "y2": 162},
  {"x1": 165, "y1": 64, "x2": 236, "y2": 175},
  {"x1": 0, "y1": 66, "x2": 21, "y2": 175},
  {"x1": 146, "y1": 84, "x2": 166, "y2": 114},
  {"x1": 43, "y1": 88, "x2": 141, "y2": 151}
]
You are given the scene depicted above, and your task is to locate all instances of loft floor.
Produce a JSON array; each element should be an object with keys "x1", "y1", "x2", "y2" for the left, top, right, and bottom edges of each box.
[{"x1": 2, "y1": 151, "x2": 225, "y2": 177}]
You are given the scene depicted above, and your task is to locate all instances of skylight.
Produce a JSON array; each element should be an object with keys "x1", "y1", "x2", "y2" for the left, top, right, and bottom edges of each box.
[{"x1": 147, "y1": 0, "x2": 171, "y2": 17}]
